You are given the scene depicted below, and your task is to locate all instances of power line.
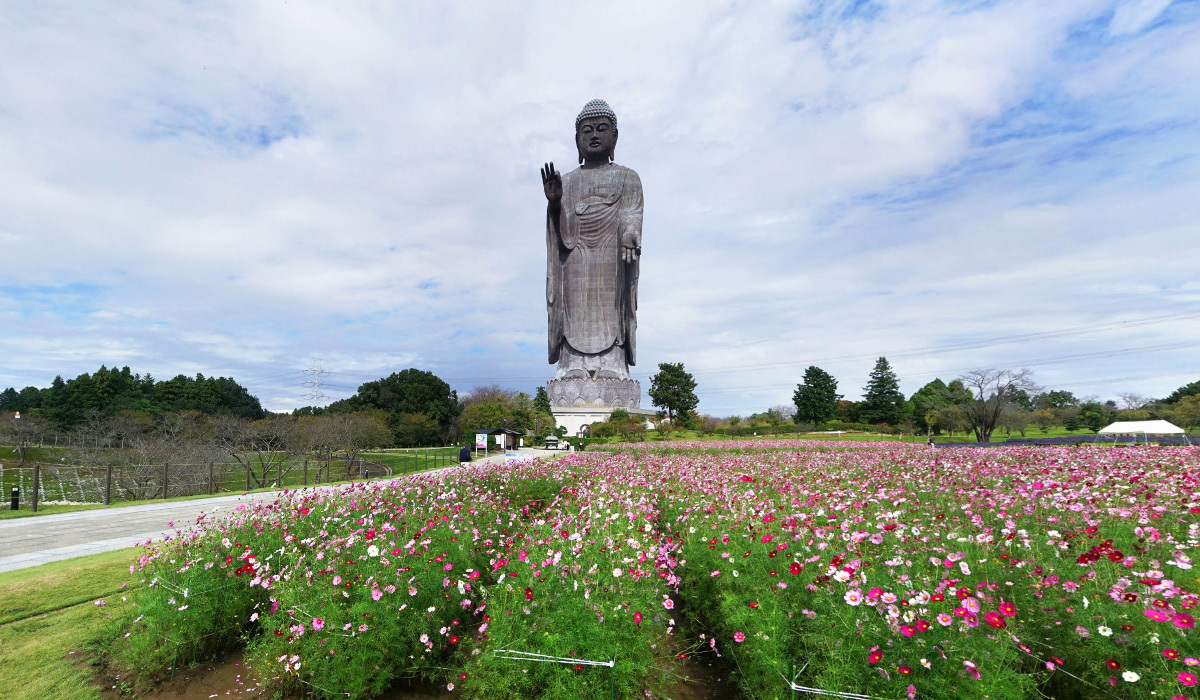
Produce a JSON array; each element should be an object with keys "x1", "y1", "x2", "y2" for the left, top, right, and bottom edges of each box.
[{"x1": 684, "y1": 309, "x2": 1200, "y2": 376}]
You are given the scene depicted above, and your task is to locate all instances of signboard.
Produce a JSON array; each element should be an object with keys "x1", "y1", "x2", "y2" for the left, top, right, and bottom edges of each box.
[{"x1": 475, "y1": 433, "x2": 487, "y2": 448}]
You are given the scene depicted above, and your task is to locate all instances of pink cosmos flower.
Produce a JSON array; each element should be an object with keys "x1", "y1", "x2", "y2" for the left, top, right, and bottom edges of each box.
[
  {"x1": 372, "y1": 588, "x2": 383, "y2": 601},
  {"x1": 1144, "y1": 608, "x2": 1170, "y2": 622},
  {"x1": 984, "y1": 611, "x2": 1007, "y2": 630},
  {"x1": 733, "y1": 631, "x2": 746, "y2": 643},
  {"x1": 662, "y1": 598, "x2": 674, "y2": 610},
  {"x1": 312, "y1": 618, "x2": 324, "y2": 631},
  {"x1": 1173, "y1": 613, "x2": 1195, "y2": 629},
  {"x1": 1177, "y1": 672, "x2": 1196, "y2": 687},
  {"x1": 936, "y1": 613, "x2": 953, "y2": 626}
]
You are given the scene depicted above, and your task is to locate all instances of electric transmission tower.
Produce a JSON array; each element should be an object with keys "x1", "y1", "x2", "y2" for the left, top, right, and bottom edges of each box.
[{"x1": 302, "y1": 358, "x2": 331, "y2": 407}]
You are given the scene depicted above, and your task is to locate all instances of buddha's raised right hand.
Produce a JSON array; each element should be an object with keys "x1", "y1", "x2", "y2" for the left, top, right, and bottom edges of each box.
[{"x1": 541, "y1": 162, "x2": 562, "y2": 207}]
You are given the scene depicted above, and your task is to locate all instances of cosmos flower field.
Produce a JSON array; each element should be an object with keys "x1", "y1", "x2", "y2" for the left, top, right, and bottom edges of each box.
[{"x1": 108, "y1": 442, "x2": 1199, "y2": 699}]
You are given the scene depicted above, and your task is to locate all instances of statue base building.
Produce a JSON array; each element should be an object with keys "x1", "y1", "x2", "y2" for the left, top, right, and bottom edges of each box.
[
  {"x1": 547, "y1": 377, "x2": 655, "y2": 437},
  {"x1": 547, "y1": 376, "x2": 641, "y2": 409},
  {"x1": 549, "y1": 404, "x2": 659, "y2": 438}
]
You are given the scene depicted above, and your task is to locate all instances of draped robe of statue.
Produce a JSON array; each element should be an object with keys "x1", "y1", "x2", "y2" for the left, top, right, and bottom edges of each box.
[{"x1": 546, "y1": 162, "x2": 643, "y2": 380}]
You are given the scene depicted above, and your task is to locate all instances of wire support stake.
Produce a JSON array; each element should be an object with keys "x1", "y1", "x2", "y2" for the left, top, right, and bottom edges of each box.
[
  {"x1": 492, "y1": 648, "x2": 614, "y2": 668},
  {"x1": 779, "y1": 670, "x2": 883, "y2": 699}
]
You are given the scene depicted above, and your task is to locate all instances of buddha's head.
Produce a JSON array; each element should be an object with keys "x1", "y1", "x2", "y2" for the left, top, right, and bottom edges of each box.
[{"x1": 575, "y1": 99, "x2": 617, "y2": 165}]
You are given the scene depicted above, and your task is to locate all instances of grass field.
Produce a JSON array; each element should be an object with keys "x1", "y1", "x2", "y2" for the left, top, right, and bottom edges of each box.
[{"x1": 0, "y1": 548, "x2": 140, "y2": 700}]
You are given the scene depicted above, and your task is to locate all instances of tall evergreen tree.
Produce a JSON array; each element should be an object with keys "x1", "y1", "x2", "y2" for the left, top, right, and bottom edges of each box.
[
  {"x1": 534, "y1": 386, "x2": 553, "y2": 415},
  {"x1": 859, "y1": 357, "x2": 905, "y2": 426},
  {"x1": 1164, "y1": 380, "x2": 1200, "y2": 404},
  {"x1": 792, "y1": 366, "x2": 841, "y2": 424}
]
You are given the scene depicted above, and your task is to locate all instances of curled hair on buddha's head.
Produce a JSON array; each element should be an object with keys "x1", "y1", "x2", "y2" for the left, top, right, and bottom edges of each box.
[{"x1": 575, "y1": 98, "x2": 618, "y2": 164}]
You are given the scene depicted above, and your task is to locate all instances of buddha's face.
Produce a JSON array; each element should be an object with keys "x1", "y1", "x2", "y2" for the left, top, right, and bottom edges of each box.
[{"x1": 576, "y1": 117, "x2": 616, "y2": 163}]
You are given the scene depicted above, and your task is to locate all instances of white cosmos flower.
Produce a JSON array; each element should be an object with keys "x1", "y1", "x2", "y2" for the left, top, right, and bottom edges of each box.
[
  {"x1": 1121, "y1": 671, "x2": 1140, "y2": 682},
  {"x1": 612, "y1": 568, "x2": 623, "y2": 577},
  {"x1": 1097, "y1": 625, "x2": 1112, "y2": 636}
]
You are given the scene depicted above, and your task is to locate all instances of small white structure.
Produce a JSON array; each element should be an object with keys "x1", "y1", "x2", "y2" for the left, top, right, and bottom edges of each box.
[{"x1": 1098, "y1": 420, "x2": 1188, "y2": 444}]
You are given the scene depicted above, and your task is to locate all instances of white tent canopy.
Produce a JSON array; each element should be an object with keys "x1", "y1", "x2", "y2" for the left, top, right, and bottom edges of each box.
[{"x1": 1097, "y1": 420, "x2": 1185, "y2": 435}]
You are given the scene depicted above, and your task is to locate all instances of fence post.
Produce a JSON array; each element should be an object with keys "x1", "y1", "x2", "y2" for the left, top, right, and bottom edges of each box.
[
  {"x1": 31, "y1": 464, "x2": 40, "y2": 512},
  {"x1": 304, "y1": 460, "x2": 308, "y2": 487},
  {"x1": 105, "y1": 465, "x2": 112, "y2": 505},
  {"x1": 245, "y1": 463, "x2": 251, "y2": 492},
  {"x1": 208, "y1": 462, "x2": 214, "y2": 495},
  {"x1": 163, "y1": 462, "x2": 169, "y2": 499}
]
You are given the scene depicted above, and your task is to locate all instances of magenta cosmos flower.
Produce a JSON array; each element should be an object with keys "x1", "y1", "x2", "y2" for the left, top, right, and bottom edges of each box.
[
  {"x1": 733, "y1": 631, "x2": 746, "y2": 643},
  {"x1": 1144, "y1": 608, "x2": 1170, "y2": 622}
]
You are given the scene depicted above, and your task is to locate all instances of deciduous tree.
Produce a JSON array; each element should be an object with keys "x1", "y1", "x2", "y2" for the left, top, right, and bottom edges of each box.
[
  {"x1": 1164, "y1": 395, "x2": 1200, "y2": 430},
  {"x1": 957, "y1": 368, "x2": 1038, "y2": 443},
  {"x1": 0, "y1": 412, "x2": 48, "y2": 466},
  {"x1": 648, "y1": 363, "x2": 698, "y2": 424}
]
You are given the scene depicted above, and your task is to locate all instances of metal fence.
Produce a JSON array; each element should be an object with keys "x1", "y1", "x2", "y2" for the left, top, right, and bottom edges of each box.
[{"x1": 0, "y1": 449, "x2": 456, "y2": 512}]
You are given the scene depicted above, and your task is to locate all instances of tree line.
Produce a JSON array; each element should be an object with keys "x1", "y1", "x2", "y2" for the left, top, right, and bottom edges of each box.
[
  {"x1": 786, "y1": 359, "x2": 1200, "y2": 441},
  {"x1": 0, "y1": 365, "x2": 265, "y2": 428},
  {"x1": 634, "y1": 359, "x2": 1200, "y2": 443},
  {"x1": 1, "y1": 367, "x2": 559, "y2": 464}
]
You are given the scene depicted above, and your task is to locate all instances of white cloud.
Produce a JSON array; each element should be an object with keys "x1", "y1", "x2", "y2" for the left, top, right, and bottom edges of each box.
[{"x1": 0, "y1": 0, "x2": 1197, "y2": 413}]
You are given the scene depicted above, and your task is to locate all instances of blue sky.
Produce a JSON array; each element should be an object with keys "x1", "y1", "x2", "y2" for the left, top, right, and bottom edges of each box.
[{"x1": 1, "y1": 0, "x2": 1197, "y2": 414}]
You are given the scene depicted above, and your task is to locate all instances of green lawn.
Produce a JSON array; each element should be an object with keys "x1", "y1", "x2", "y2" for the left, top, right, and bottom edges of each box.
[
  {"x1": 361, "y1": 447, "x2": 459, "y2": 474},
  {"x1": 0, "y1": 548, "x2": 140, "y2": 700}
]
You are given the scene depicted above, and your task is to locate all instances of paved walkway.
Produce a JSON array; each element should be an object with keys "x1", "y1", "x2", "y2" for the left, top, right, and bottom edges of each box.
[{"x1": 0, "y1": 449, "x2": 551, "y2": 574}]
